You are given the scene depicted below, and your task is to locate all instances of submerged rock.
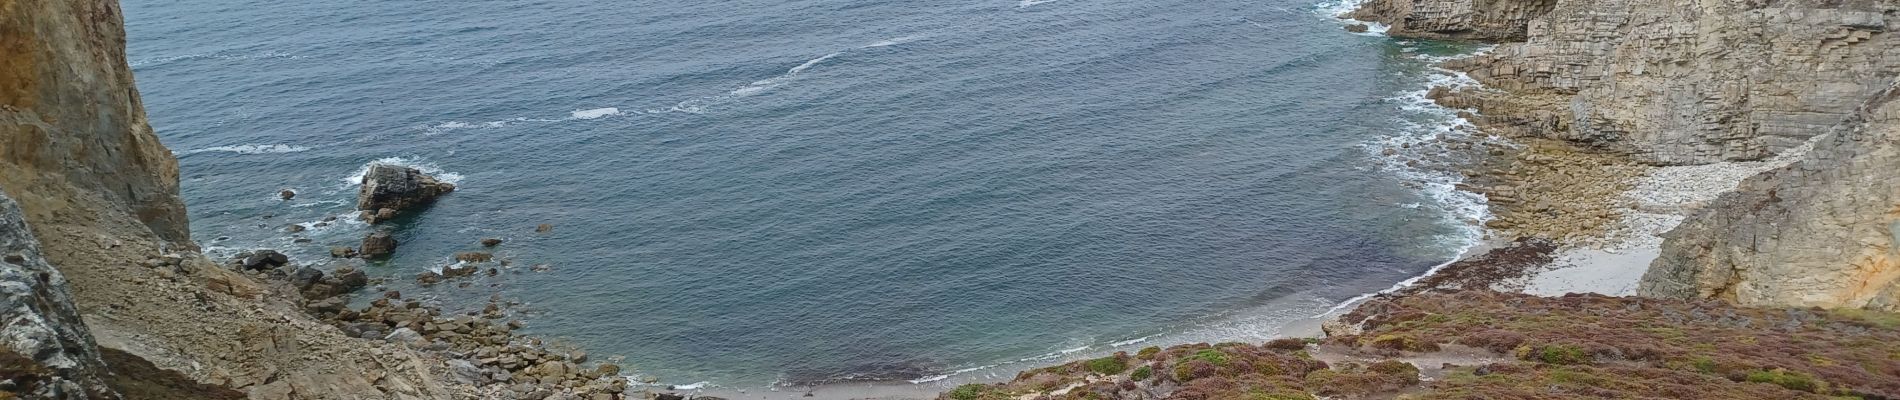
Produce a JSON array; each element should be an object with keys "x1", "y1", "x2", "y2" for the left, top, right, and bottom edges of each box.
[
  {"x1": 453, "y1": 251, "x2": 493, "y2": 263},
  {"x1": 279, "y1": 189, "x2": 296, "y2": 200},
  {"x1": 480, "y1": 238, "x2": 503, "y2": 247},
  {"x1": 361, "y1": 232, "x2": 398, "y2": 259},
  {"x1": 356, "y1": 163, "x2": 455, "y2": 223}
]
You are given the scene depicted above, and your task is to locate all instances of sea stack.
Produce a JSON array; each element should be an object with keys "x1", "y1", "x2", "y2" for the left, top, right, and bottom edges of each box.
[{"x1": 356, "y1": 163, "x2": 455, "y2": 223}]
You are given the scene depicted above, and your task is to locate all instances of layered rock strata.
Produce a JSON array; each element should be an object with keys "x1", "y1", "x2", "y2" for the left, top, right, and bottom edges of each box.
[{"x1": 1643, "y1": 81, "x2": 1900, "y2": 310}]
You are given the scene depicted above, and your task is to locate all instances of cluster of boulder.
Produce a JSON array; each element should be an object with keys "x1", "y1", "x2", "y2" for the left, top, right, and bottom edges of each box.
[
  {"x1": 222, "y1": 249, "x2": 634, "y2": 399},
  {"x1": 223, "y1": 250, "x2": 374, "y2": 312},
  {"x1": 326, "y1": 289, "x2": 631, "y2": 398}
]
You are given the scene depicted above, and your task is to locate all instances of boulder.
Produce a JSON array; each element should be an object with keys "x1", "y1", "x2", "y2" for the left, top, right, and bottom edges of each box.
[
  {"x1": 453, "y1": 252, "x2": 493, "y2": 263},
  {"x1": 333, "y1": 267, "x2": 369, "y2": 291},
  {"x1": 289, "y1": 267, "x2": 324, "y2": 289},
  {"x1": 330, "y1": 247, "x2": 358, "y2": 258},
  {"x1": 446, "y1": 360, "x2": 484, "y2": 385},
  {"x1": 355, "y1": 163, "x2": 455, "y2": 223},
  {"x1": 241, "y1": 250, "x2": 290, "y2": 271},
  {"x1": 279, "y1": 189, "x2": 296, "y2": 200},
  {"x1": 442, "y1": 263, "x2": 480, "y2": 278},
  {"x1": 480, "y1": 238, "x2": 503, "y2": 247},
  {"x1": 305, "y1": 297, "x2": 346, "y2": 315},
  {"x1": 360, "y1": 232, "x2": 397, "y2": 259}
]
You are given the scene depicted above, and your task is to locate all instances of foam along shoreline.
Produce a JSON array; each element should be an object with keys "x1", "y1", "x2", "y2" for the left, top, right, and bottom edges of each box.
[{"x1": 687, "y1": 295, "x2": 1350, "y2": 400}]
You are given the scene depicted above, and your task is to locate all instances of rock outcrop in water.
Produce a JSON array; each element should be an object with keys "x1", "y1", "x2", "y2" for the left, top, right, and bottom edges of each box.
[{"x1": 357, "y1": 163, "x2": 456, "y2": 223}]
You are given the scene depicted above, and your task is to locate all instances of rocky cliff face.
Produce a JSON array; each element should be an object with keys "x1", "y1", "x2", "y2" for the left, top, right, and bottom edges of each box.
[
  {"x1": 1349, "y1": 0, "x2": 1558, "y2": 41},
  {"x1": 1426, "y1": 0, "x2": 1900, "y2": 166},
  {"x1": 0, "y1": 190, "x2": 117, "y2": 399},
  {"x1": 0, "y1": 0, "x2": 484, "y2": 398},
  {"x1": 1363, "y1": 0, "x2": 1900, "y2": 310},
  {"x1": 0, "y1": 0, "x2": 189, "y2": 246},
  {"x1": 1643, "y1": 81, "x2": 1900, "y2": 310}
]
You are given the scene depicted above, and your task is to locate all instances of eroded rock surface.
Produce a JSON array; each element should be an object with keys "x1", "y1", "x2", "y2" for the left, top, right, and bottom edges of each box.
[
  {"x1": 1644, "y1": 82, "x2": 1900, "y2": 310},
  {"x1": 0, "y1": 190, "x2": 116, "y2": 399},
  {"x1": 1349, "y1": 0, "x2": 1558, "y2": 41},
  {"x1": 1436, "y1": 0, "x2": 1900, "y2": 165},
  {"x1": 357, "y1": 163, "x2": 456, "y2": 223}
]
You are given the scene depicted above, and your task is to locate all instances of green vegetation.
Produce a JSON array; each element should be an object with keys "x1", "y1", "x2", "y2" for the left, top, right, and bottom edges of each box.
[
  {"x1": 1182, "y1": 349, "x2": 1229, "y2": 366},
  {"x1": 1135, "y1": 346, "x2": 1160, "y2": 360},
  {"x1": 1518, "y1": 343, "x2": 1591, "y2": 365},
  {"x1": 1747, "y1": 369, "x2": 1823, "y2": 393},
  {"x1": 1083, "y1": 356, "x2": 1126, "y2": 375},
  {"x1": 1129, "y1": 365, "x2": 1152, "y2": 381}
]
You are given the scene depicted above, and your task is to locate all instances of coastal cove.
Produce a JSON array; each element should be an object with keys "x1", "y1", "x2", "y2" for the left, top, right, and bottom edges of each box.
[
  {"x1": 123, "y1": 0, "x2": 1494, "y2": 391},
  {"x1": 7, "y1": 0, "x2": 1900, "y2": 398}
]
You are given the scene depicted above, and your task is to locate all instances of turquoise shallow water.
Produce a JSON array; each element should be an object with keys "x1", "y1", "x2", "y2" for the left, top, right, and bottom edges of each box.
[{"x1": 124, "y1": 0, "x2": 1480, "y2": 389}]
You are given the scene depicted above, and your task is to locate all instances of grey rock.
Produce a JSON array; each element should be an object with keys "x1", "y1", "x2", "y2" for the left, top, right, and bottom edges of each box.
[
  {"x1": 290, "y1": 266, "x2": 324, "y2": 289},
  {"x1": 242, "y1": 250, "x2": 290, "y2": 271},
  {"x1": 356, "y1": 163, "x2": 455, "y2": 223},
  {"x1": 447, "y1": 359, "x2": 484, "y2": 384},
  {"x1": 1646, "y1": 83, "x2": 1900, "y2": 310},
  {"x1": 361, "y1": 231, "x2": 398, "y2": 259},
  {"x1": 0, "y1": 190, "x2": 119, "y2": 398}
]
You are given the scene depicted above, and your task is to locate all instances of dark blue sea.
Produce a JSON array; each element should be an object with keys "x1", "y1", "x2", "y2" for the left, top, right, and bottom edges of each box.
[{"x1": 123, "y1": 0, "x2": 1485, "y2": 391}]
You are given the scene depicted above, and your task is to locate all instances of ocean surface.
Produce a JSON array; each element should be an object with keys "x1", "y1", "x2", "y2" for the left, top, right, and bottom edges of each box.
[{"x1": 123, "y1": 0, "x2": 1484, "y2": 390}]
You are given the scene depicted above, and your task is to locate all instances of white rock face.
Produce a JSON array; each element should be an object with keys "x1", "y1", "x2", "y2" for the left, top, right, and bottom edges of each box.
[{"x1": 0, "y1": 190, "x2": 117, "y2": 399}]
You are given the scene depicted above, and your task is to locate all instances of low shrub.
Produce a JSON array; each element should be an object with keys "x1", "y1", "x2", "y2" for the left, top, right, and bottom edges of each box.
[{"x1": 1084, "y1": 356, "x2": 1127, "y2": 375}]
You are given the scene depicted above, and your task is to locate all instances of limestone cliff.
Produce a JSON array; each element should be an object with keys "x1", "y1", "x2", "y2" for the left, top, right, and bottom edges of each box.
[
  {"x1": 1359, "y1": 0, "x2": 1900, "y2": 310},
  {"x1": 1642, "y1": 81, "x2": 1900, "y2": 310},
  {"x1": 1418, "y1": 0, "x2": 1900, "y2": 166},
  {"x1": 1348, "y1": 0, "x2": 1557, "y2": 41}
]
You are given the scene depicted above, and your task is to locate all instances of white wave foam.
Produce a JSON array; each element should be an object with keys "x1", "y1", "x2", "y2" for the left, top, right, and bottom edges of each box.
[
  {"x1": 570, "y1": 107, "x2": 623, "y2": 120},
  {"x1": 652, "y1": 50, "x2": 857, "y2": 114},
  {"x1": 177, "y1": 144, "x2": 311, "y2": 155},
  {"x1": 1109, "y1": 336, "x2": 1152, "y2": 347},
  {"x1": 1019, "y1": 0, "x2": 1060, "y2": 7},
  {"x1": 343, "y1": 157, "x2": 465, "y2": 187},
  {"x1": 862, "y1": 36, "x2": 922, "y2": 48},
  {"x1": 422, "y1": 107, "x2": 627, "y2": 134},
  {"x1": 670, "y1": 381, "x2": 710, "y2": 390},
  {"x1": 1312, "y1": 0, "x2": 1391, "y2": 35},
  {"x1": 129, "y1": 51, "x2": 303, "y2": 68}
]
